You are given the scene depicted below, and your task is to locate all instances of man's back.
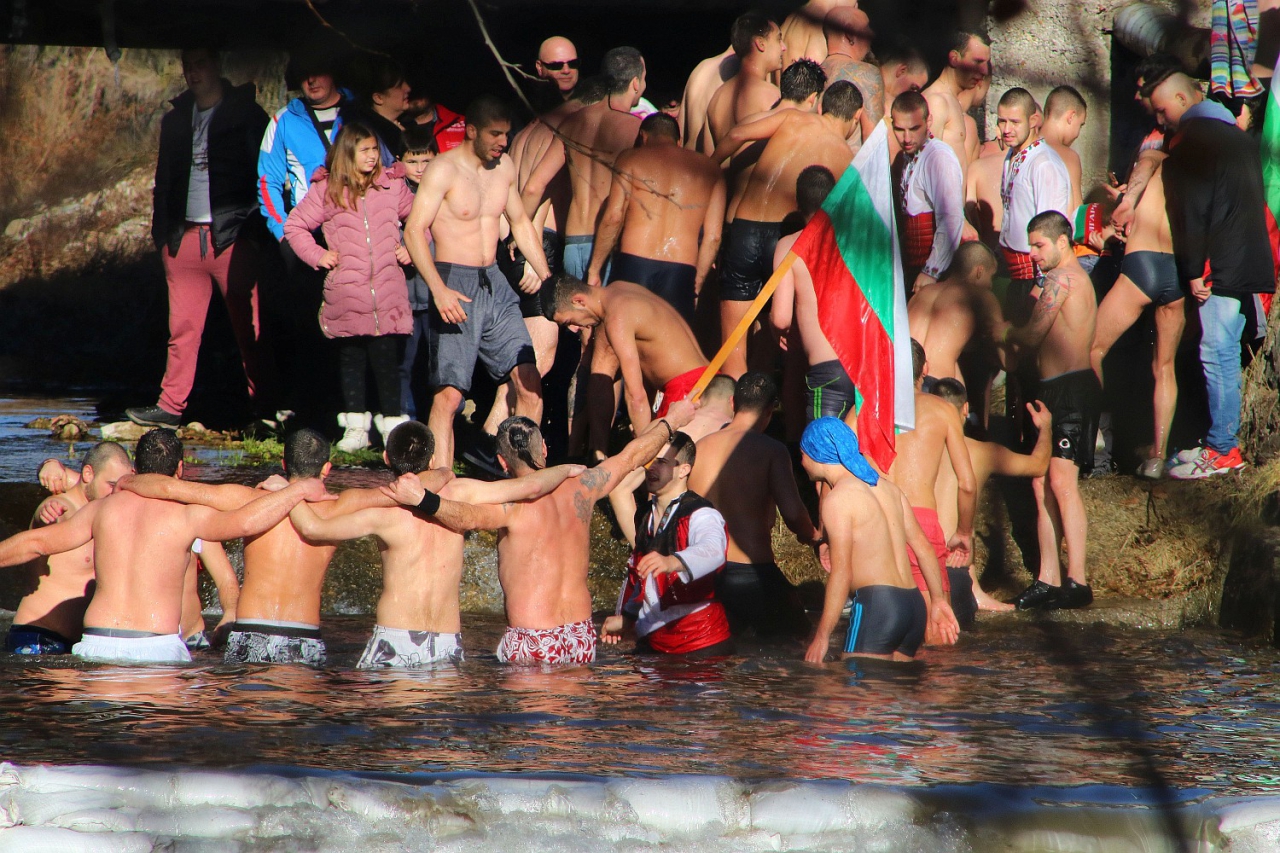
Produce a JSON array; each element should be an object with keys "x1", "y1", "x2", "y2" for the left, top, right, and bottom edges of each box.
[
  {"x1": 690, "y1": 427, "x2": 785, "y2": 563},
  {"x1": 1127, "y1": 163, "x2": 1172, "y2": 253},
  {"x1": 681, "y1": 48, "x2": 739, "y2": 152},
  {"x1": 888, "y1": 393, "x2": 960, "y2": 509},
  {"x1": 909, "y1": 281, "x2": 999, "y2": 380},
  {"x1": 13, "y1": 491, "x2": 95, "y2": 640},
  {"x1": 513, "y1": 103, "x2": 583, "y2": 232},
  {"x1": 1037, "y1": 258, "x2": 1097, "y2": 378},
  {"x1": 614, "y1": 145, "x2": 721, "y2": 266},
  {"x1": 84, "y1": 491, "x2": 199, "y2": 633},
  {"x1": 829, "y1": 475, "x2": 913, "y2": 591},
  {"x1": 705, "y1": 73, "x2": 781, "y2": 152},
  {"x1": 498, "y1": 479, "x2": 594, "y2": 630},
  {"x1": 603, "y1": 283, "x2": 708, "y2": 387},
  {"x1": 560, "y1": 102, "x2": 642, "y2": 236},
  {"x1": 241, "y1": 495, "x2": 337, "y2": 625},
  {"x1": 923, "y1": 83, "x2": 968, "y2": 168},
  {"x1": 736, "y1": 112, "x2": 850, "y2": 222}
]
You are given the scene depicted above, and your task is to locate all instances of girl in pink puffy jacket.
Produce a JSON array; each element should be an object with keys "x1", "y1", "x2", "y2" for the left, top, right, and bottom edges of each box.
[{"x1": 284, "y1": 122, "x2": 414, "y2": 452}]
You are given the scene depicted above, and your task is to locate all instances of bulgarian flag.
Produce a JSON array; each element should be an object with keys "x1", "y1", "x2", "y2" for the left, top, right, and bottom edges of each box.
[
  {"x1": 1261, "y1": 54, "x2": 1280, "y2": 282},
  {"x1": 790, "y1": 120, "x2": 915, "y2": 470}
]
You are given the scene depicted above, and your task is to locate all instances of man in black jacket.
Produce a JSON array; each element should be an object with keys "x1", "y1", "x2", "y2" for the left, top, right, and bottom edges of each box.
[
  {"x1": 127, "y1": 47, "x2": 277, "y2": 428},
  {"x1": 1148, "y1": 72, "x2": 1276, "y2": 479}
]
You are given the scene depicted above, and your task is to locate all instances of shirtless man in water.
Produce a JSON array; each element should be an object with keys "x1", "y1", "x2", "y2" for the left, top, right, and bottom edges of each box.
[
  {"x1": 908, "y1": 241, "x2": 1004, "y2": 383},
  {"x1": 543, "y1": 274, "x2": 709, "y2": 451},
  {"x1": 0, "y1": 429, "x2": 329, "y2": 663},
  {"x1": 996, "y1": 212, "x2": 1100, "y2": 611},
  {"x1": 405, "y1": 96, "x2": 552, "y2": 471},
  {"x1": 286, "y1": 421, "x2": 581, "y2": 668},
  {"x1": 922, "y1": 31, "x2": 990, "y2": 171},
  {"x1": 689, "y1": 372, "x2": 819, "y2": 640},
  {"x1": 680, "y1": 45, "x2": 739, "y2": 151},
  {"x1": 1089, "y1": 162, "x2": 1184, "y2": 480},
  {"x1": 702, "y1": 12, "x2": 785, "y2": 153},
  {"x1": 5, "y1": 442, "x2": 132, "y2": 655},
  {"x1": 386, "y1": 401, "x2": 699, "y2": 666},
  {"x1": 712, "y1": 81, "x2": 858, "y2": 377},
  {"x1": 819, "y1": 6, "x2": 882, "y2": 152},
  {"x1": 522, "y1": 46, "x2": 647, "y2": 281},
  {"x1": 587, "y1": 112, "x2": 725, "y2": 323},
  {"x1": 801, "y1": 417, "x2": 960, "y2": 663},
  {"x1": 930, "y1": 379, "x2": 1051, "y2": 617},
  {"x1": 885, "y1": 340, "x2": 975, "y2": 645}
]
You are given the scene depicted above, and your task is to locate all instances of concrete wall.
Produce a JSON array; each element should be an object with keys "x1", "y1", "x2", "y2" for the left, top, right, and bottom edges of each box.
[{"x1": 986, "y1": 0, "x2": 1211, "y2": 193}]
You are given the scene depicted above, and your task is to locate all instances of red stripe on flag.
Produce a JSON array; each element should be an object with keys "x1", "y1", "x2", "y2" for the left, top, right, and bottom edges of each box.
[{"x1": 793, "y1": 210, "x2": 899, "y2": 470}]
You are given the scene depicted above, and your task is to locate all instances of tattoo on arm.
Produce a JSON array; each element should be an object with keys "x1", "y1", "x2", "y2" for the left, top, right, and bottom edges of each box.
[
  {"x1": 1021, "y1": 269, "x2": 1068, "y2": 344},
  {"x1": 579, "y1": 467, "x2": 612, "y2": 494}
]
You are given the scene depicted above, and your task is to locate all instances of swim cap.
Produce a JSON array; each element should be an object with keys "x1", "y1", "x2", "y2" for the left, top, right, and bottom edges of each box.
[{"x1": 800, "y1": 417, "x2": 879, "y2": 486}]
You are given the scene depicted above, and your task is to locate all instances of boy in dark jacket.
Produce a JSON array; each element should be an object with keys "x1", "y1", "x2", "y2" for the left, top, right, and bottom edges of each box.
[{"x1": 398, "y1": 125, "x2": 439, "y2": 419}]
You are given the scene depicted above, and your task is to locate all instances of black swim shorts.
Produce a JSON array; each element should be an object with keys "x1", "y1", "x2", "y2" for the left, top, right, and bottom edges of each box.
[
  {"x1": 609, "y1": 252, "x2": 697, "y2": 324},
  {"x1": 843, "y1": 584, "x2": 927, "y2": 658},
  {"x1": 718, "y1": 218, "x2": 782, "y2": 301},
  {"x1": 947, "y1": 566, "x2": 977, "y2": 630},
  {"x1": 1039, "y1": 368, "x2": 1103, "y2": 471},
  {"x1": 806, "y1": 359, "x2": 856, "y2": 422},
  {"x1": 715, "y1": 561, "x2": 811, "y2": 639},
  {"x1": 496, "y1": 229, "x2": 563, "y2": 320},
  {"x1": 1121, "y1": 250, "x2": 1183, "y2": 306}
]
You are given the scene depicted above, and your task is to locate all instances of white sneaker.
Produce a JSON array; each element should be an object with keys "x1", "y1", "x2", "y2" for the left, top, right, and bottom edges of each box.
[
  {"x1": 336, "y1": 412, "x2": 372, "y2": 453},
  {"x1": 373, "y1": 414, "x2": 410, "y2": 445},
  {"x1": 1166, "y1": 446, "x2": 1203, "y2": 470}
]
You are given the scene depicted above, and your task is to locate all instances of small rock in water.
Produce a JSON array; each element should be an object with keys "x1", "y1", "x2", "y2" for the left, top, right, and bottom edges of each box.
[
  {"x1": 49, "y1": 415, "x2": 91, "y2": 441},
  {"x1": 101, "y1": 422, "x2": 148, "y2": 441}
]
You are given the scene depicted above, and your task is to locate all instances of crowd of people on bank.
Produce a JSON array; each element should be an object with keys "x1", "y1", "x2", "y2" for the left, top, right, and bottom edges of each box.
[{"x1": 2, "y1": 1, "x2": 1277, "y2": 668}]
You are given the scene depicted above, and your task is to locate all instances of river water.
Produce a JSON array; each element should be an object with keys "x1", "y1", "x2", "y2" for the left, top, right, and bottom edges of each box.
[{"x1": 3, "y1": 398, "x2": 1280, "y2": 851}]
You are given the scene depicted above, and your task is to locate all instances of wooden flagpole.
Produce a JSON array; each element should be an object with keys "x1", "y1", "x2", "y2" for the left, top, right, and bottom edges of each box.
[{"x1": 687, "y1": 251, "x2": 798, "y2": 402}]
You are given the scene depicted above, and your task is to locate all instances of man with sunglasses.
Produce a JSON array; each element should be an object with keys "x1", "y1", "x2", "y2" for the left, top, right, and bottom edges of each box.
[{"x1": 536, "y1": 37, "x2": 580, "y2": 103}]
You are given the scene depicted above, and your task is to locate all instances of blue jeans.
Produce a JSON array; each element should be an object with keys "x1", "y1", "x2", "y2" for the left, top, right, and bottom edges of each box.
[
  {"x1": 562, "y1": 235, "x2": 610, "y2": 282},
  {"x1": 1198, "y1": 294, "x2": 1246, "y2": 453},
  {"x1": 399, "y1": 310, "x2": 432, "y2": 419}
]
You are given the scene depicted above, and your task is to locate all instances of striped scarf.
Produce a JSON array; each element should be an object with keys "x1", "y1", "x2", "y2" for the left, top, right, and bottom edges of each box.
[{"x1": 1210, "y1": 0, "x2": 1263, "y2": 99}]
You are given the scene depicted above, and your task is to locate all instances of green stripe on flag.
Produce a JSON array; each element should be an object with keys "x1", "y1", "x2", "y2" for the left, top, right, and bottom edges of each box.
[{"x1": 824, "y1": 161, "x2": 897, "y2": 336}]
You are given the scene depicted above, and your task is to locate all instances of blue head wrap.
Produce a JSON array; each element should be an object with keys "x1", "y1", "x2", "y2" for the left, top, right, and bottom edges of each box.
[{"x1": 800, "y1": 417, "x2": 879, "y2": 486}]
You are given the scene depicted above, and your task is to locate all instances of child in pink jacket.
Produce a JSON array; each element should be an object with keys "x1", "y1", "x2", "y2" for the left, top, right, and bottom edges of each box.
[{"x1": 284, "y1": 121, "x2": 413, "y2": 451}]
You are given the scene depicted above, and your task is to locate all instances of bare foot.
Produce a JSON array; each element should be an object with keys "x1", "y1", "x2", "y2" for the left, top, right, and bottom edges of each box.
[{"x1": 975, "y1": 589, "x2": 1014, "y2": 612}]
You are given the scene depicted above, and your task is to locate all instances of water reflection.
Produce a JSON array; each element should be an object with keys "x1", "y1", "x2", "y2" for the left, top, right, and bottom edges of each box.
[{"x1": 2, "y1": 617, "x2": 1279, "y2": 795}]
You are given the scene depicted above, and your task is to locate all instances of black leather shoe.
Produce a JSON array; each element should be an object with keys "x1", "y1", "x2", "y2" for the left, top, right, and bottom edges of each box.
[
  {"x1": 1012, "y1": 580, "x2": 1060, "y2": 610},
  {"x1": 1048, "y1": 579, "x2": 1093, "y2": 609},
  {"x1": 125, "y1": 404, "x2": 180, "y2": 427}
]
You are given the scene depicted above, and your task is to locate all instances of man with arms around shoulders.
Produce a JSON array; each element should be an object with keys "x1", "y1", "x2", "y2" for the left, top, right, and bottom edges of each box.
[{"x1": 702, "y1": 12, "x2": 786, "y2": 153}]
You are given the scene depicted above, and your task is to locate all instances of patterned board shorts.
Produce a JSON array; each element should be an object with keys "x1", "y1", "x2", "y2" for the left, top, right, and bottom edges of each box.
[
  {"x1": 495, "y1": 619, "x2": 596, "y2": 666},
  {"x1": 224, "y1": 624, "x2": 327, "y2": 667},
  {"x1": 357, "y1": 625, "x2": 464, "y2": 669}
]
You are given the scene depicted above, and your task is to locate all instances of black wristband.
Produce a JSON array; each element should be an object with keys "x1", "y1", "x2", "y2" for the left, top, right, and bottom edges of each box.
[
  {"x1": 417, "y1": 490, "x2": 441, "y2": 515},
  {"x1": 657, "y1": 419, "x2": 674, "y2": 441}
]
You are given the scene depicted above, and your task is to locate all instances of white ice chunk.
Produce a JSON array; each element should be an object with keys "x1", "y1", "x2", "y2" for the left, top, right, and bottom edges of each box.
[{"x1": 0, "y1": 826, "x2": 153, "y2": 853}]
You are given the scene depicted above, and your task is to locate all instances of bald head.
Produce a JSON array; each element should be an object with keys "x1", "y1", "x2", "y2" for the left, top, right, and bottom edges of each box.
[
  {"x1": 948, "y1": 240, "x2": 997, "y2": 287},
  {"x1": 537, "y1": 36, "x2": 579, "y2": 95},
  {"x1": 1148, "y1": 71, "x2": 1203, "y2": 130},
  {"x1": 823, "y1": 7, "x2": 873, "y2": 58}
]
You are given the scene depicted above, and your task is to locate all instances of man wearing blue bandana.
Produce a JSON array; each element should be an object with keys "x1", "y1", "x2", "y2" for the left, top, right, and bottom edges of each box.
[{"x1": 799, "y1": 417, "x2": 959, "y2": 662}]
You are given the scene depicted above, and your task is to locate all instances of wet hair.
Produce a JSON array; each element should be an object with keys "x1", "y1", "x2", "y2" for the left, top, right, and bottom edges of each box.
[
  {"x1": 284, "y1": 428, "x2": 330, "y2": 479},
  {"x1": 135, "y1": 428, "x2": 183, "y2": 476},
  {"x1": 601, "y1": 46, "x2": 645, "y2": 95},
  {"x1": 911, "y1": 338, "x2": 926, "y2": 383},
  {"x1": 385, "y1": 421, "x2": 435, "y2": 477},
  {"x1": 465, "y1": 95, "x2": 511, "y2": 130},
  {"x1": 948, "y1": 240, "x2": 997, "y2": 279},
  {"x1": 948, "y1": 31, "x2": 988, "y2": 58},
  {"x1": 733, "y1": 371, "x2": 778, "y2": 414},
  {"x1": 668, "y1": 431, "x2": 697, "y2": 468},
  {"x1": 83, "y1": 441, "x2": 129, "y2": 475},
  {"x1": 997, "y1": 87, "x2": 1039, "y2": 117},
  {"x1": 542, "y1": 272, "x2": 593, "y2": 321},
  {"x1": 640, "y1": 112, "x2": 679, "y2": 141},
  {"x1": 796, "y1": 165, "x2": 836, "y2": 216},
  {"x1": 930, "y1": 377, "x2": 968, "y2": 407},
  {"x1": 880, "y1": 40, "x2": 929, "y2": 77},
  {"x1": 822, "y1": 80, "x2": 862, "y2": 120},
  {"x1": 731, "y1": 11, "x2": 776, "y2": 57},
  {"x1": 497, "y1": 416, "x2": 546, "y2": 471},
  {"x1": 1045, "y1": 85, "x2": 1087, "y2": 119},
  {"x1": 780, "y1": 58, "x2": 826, "y2": 103},
  {"x1": 325, "y1": 122, "x2": 382, "y2": 209},
  {"x1": 1028, "y1": 210, "x2": 1074, "y2": 244},
  {"x1": 891, "y1": 90, "x2": 929, "y2": 117},
  {"x1": 1135, "y1": 53, "x2": 1182, "y2": 94},
  {"x1": 401, "y1": 123, "x2": 439, "y2": 157},
  {"x1": 574, "y1": 75, "x2": 610, "y2": 105},
  {"x1": 702, "y1": 374, "x2": 737, "y2": 404}
]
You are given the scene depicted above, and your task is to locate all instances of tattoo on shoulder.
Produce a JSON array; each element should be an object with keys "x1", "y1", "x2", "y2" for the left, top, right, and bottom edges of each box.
[
  {"x1": 579, "y1": 467, "x2": 612, "y2": 492},
  {"x1": 572, "y1": 491, "x2": 594, "y2": 523}
]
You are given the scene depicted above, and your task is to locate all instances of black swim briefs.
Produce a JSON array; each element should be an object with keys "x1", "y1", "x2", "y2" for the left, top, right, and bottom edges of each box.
[
  {"x1": 715, "y1": 561, "x2": 811, "y2": 640},
  {"x1": 496, "y1": 229, "x2": 563, "y2": 320},
  {"x1": 843, "y1": 584, "x2": 927, "y2": 658},
  {"x1": 718, "y1": 218, "x2": 782, "y2": 301},
  {"x1": 806, "y1": 360, "x2": 856, "y2": 422},
  {"x1": 1121, "y1": 250, "x2": 1183, "y2": 306},
  {"x1": 1039, "y1": 368, "x2": 1103, "y2": 471},
  {"x1": 609, "y1": 252, "x2": 697, "y2": 324}
]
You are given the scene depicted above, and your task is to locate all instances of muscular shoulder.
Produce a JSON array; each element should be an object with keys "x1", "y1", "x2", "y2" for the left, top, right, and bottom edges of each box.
[{"x1": 924, "y1": 88, "x2": 961, "y2": 115}]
